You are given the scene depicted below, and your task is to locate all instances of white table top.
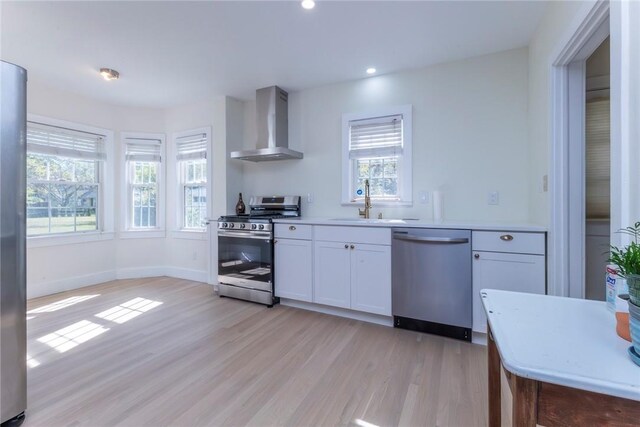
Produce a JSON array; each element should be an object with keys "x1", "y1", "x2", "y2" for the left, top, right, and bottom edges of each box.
[{"x1": 481, "y1": 289, "x2": 640, "y2": 401}]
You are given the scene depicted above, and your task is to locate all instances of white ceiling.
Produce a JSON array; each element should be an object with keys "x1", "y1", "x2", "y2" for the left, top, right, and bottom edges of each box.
[{"x1": 0, "y1": 1, "x2": 548, "y2": 108}]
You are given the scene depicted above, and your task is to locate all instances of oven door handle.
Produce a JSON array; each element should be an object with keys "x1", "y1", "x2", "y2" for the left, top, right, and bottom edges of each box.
[{"x1": 218, "y1": 230, "x2": 272, "y2": 241}]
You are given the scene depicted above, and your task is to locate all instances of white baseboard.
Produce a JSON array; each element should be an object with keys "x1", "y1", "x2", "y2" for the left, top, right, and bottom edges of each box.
[
  {"x1": 27, "y1": 270, "x2": 117, "y2": 299},
  {"x1": 280, "y1": 298, "x2": 393, "y2": 327},
  {"x1": 28, "y1": 266, "x2": 209, "y2": 299},
  {"x1": 165, "y1": 267, "x2": 209, "y2": 283},
  {"x1": 116, "y1": 266, "x2": 168, "y2": 280}
]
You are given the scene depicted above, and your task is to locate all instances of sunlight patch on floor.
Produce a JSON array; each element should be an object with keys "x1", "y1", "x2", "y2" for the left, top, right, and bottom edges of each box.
[
  {"x1": 94, "y1": 297, "x2": 163, "y2": 324},
  {"x1": 28, "y1": 295, "x2": 100, "y2": 314},
  {"x1": 355, "y1": 419, "x2": 379, "y2": 427},
  {"x1": 37, "y1": 320, "x2": 109, "y2": 353},
  {"x1": 27, "y1": 354, "x2": 40, "y2": 368}
]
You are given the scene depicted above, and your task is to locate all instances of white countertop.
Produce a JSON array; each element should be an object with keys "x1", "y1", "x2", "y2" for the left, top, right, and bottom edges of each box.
[
  {"x1": 482, "y1": 289, "x2": 640, "y2": 401},
  {"x1": 272, "y1": 217, "x2": 546, "y2": 232}
]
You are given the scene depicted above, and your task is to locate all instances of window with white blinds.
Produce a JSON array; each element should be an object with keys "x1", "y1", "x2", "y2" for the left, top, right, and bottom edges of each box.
[
  {"x1": 585, "y1": 98, "x2": 610, "y2": 219},
  {"x1": 342, "y1": 106, "x2": 412, "y2": 204},
  {"x1": 123, "y1": 134, "x2": 164, "y2": 231},
  {"x1": 27, "y1": 121, "x2": 106, "y2": 160},
  {"x1": 125, "y1": 138, "x2": 162, "y2": 162},
  {"x1": 175, "y1": 128, "x2": 210, "y2": 231},
  {"x1": 176, "y1": 133, "x2": 207, "y2": 160},
  {"x1": 349, "y1": 115, "x2": 403, "y2": 159},
  {"x1": 25, "y1": 121, "x2": 107, "y2": 236}
]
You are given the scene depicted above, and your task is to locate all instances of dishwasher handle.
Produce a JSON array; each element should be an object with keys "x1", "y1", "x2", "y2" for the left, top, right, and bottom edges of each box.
[{"x1": 393, "y1": 234, "x2": 469, "y2": 244}]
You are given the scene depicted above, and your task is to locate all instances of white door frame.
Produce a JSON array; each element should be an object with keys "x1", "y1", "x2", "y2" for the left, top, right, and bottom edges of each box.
[
  {"x1": 548, "y1": 1, "x2": 610, "y2": 298},
  {"x1": 609, "y1": 0, "x2": 640, "y2": 249}
]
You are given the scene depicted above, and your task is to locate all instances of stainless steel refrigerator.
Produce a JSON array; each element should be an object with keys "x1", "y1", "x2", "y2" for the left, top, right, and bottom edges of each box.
[{"x1": 0, "y1": 60, "x2": 27, "y2": 426}]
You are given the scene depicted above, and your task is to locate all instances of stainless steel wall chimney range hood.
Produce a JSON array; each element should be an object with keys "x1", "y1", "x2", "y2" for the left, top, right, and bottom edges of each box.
[{"x1": 230, "y1": 86, "x2": 303, "y2": 162}]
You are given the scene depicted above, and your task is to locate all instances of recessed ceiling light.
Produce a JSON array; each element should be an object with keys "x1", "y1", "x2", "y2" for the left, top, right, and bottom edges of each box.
[
  {"x1": 99, "y1": 68, "x2": 119, "y2": 81},
  {"x1": 366, "y1": 67, "x2": 377, "y2": 75},
  {"x1": 301, "y1": 0, "x2": 315, "y2": 10}
]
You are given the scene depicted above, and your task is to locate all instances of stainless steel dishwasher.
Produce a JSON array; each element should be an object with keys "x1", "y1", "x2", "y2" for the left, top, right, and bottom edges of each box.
[{"x1": 392, "y1": 228, "x2": 472, "y2": 341}]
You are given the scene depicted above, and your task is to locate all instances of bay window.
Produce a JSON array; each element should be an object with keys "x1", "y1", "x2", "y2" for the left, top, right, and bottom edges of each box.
[
  {"x1": 26, "y1": 121, "x2": 106, "y2": 236},
  {"x1": 175, "y1": 129, "x2": 209, "y2": 231},
  {"x1": 123, "y1": 134, "x2": 164, "y2": 232}
]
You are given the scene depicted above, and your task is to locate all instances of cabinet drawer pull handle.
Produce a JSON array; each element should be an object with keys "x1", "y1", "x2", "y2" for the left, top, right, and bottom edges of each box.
[
  {"x1": 350, "y1": 245, "x2": 355, "y2": 249},
  {"x1": 289, "y1": 226, "x2": 296, "y2": 231},
  {"x1": 474, "y1": 253, "x2": 480, "y2": 259},
  {"x1": 500, "y1": 234, "x2": 514, "y2": 241},
  {"x1": 344, "y1": 244, "x2": 349, "y2": 249}
]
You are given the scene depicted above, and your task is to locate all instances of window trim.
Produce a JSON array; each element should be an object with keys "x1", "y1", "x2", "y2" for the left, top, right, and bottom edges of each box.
[
  {"x1": 341, "y1": 105, "x2": 413, "y2": 206},
  {"x1": 26, "y1": 114, "x2": 115, "y2": 243},
  {"x1": 173, "y1": 127, "x2": 211, "y2": 235},
  {"x1": 120, "y1": 132, "x2": 166, "y2": 238}
]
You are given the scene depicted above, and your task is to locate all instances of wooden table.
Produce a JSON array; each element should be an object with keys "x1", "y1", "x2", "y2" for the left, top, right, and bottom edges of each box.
[{"x1": 481, "y1": 290, "x2": 640, "y2": 426}]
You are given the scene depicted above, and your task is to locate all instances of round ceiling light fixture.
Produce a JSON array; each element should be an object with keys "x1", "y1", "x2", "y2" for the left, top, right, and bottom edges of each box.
[
  {"x1": 366, "y1": 67, "x2": 377, "y2": 75},
  {"x1": 99, "y1": 68, "x2": 120, "y2": 81},
  {"x1": 301, "y1": 0, "x2": 315, "y2": 10}
]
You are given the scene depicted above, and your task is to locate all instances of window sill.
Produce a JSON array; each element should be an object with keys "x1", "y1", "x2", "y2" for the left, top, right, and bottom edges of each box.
[
  {"x1": 341, "y1": 200, "x2": 413, "y2": 207},
  {"x1": 171, "y1": 230, "x2": 208, "y2": 240},
  {"x1": 119, "y1": 229, "x2": 166, "y2": 239},
  {"x1": 27, "y1": 231, "x2": 115, "y2": 248}
]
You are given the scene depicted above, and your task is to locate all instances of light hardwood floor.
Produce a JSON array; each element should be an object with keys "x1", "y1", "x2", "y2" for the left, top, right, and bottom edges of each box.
[{"x1": 24, "y1": 277, "x2": 488, "y2": 427}]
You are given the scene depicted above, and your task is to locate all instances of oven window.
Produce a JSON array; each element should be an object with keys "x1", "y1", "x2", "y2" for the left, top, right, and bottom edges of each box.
[{"x1": 218, "y1": 235, "x2": 272, "y2": 285}]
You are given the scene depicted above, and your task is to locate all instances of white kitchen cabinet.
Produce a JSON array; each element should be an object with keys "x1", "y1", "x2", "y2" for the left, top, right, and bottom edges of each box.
[
  {"x1": 313, "y1": 241, "x2": 352, "y2": 308},
  {"x1": 472, "y1": 250, "x2": 546, "y2": 333},
  {"x1": 274, "y1": 238, "x2": 313, "y2": 302},
  {"x1": 314, "y1": 228, "x2": 391, "y2": 316},
  {"x1": 351, "y1": 244, "x2": 392, "y2": 316}
]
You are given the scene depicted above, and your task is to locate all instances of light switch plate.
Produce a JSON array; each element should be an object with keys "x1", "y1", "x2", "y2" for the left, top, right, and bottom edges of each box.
[
  {"x1": 488, "y1": 191, "x2": 499, "y2": 205},
  {"x1": 419, "y1": 191, "x2": 429, "y2": 204},
  {"x1": 307, "y1": 193, "x2": 313, "y2": 204}
]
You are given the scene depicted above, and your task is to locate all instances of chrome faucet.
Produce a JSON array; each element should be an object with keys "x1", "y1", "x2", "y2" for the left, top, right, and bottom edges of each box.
[{"x1": 358, "y1": 179, "x2": 372, "y2": 219}]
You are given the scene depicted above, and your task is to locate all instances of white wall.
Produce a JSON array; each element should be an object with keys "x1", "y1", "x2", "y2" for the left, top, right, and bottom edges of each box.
[
  {"x1": 527, "y1": 0, "x2": 598, "y2": 226},
  {"x1": 241, "y1": 48, "x2": 530, "y2": 223},
  {"x1": 26, "y1": 80, "x2": 170, "y2": 297},
  {"x1": 163, "y1": 96, "x2": 244, "y2": 282}
]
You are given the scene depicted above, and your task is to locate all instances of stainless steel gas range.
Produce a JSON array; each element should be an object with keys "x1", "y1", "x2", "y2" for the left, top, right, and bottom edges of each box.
[{"x1": 217, "y1": 196, "x2": 301, "y2": 306}]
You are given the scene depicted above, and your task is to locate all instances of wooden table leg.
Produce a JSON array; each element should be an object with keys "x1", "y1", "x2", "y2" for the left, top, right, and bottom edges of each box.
[
  {"x1": 487, "y1": 324, "x2": 501, "y2": 427},
  {"x1": 511, "y1": 375, "x2": 537, "y2": 427}
]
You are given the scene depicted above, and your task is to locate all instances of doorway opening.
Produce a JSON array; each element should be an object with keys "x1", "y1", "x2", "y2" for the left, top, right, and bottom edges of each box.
[
  {"x1": 548, "y1": 1, "x2": 609, "y2": 299},
  {"x1": 584, "y1": 37, "x2": 610, "y2": 301}
]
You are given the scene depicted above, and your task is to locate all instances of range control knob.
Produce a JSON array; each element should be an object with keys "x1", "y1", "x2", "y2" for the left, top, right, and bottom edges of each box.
[
  {"x1": 259, "y1": 224, "x2": 265, "y2": 230},
  {"x1": 240, "y1": 223, "x2": 246, "y2": 229},
  {"x1": 222, "y1": 222, "x2": 228, "y2": 228},
  {"x1": 229, "y1": 223, "x2": 235, "y2": 228},
  {"x1": 251, "y1": 224, "x2": 257, "y2": 230}
]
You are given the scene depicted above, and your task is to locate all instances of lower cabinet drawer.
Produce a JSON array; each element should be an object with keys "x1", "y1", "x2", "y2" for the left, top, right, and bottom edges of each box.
[
  {"x1": 274, "y1": 223, "x2": 313, "y2": 240},
  {"x1": 472, "y1": 231, "x2": 545, "y2": 255}
]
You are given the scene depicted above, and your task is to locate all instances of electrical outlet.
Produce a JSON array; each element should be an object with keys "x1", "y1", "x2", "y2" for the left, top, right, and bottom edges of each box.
[
  {"x1": 307, "y1": 193, "x2": 313, "y2": 204},
  {"x1": 418, "y1": 191, "x2": 429, "y2": 204},
  {"x1": 543, "y1": 175, "x2": 548, "y2": 192},
  {"x1": 488, "y1": 191, "x2": 499, "y2": 205}
]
